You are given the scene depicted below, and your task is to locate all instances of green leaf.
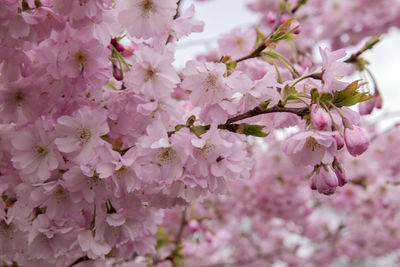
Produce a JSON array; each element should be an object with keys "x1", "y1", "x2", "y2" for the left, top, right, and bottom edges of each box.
[
  {"x1": 220, "y1": 55, "x2": 232, "y2": 64},
  {"x1": 186, "y1": 115, "x2": 196, "y2": 127},
  {"x1": 155, "y1": 227, "x2": 169, "y2": 250},
  {"x1": 175, "y1": 124, "x2": 186, "y2": 131},
  {"x1": 242, "y1": 124, "x2": 269, "y2": 137},
  {"x1": 278, "y1": 1, "x2": 290, "y2": 12},
  {"x1": 319, "y1": 93, "x2": 333, "y2": 105},
  {"x1": 105, "y1": 252, "x2": 113, "y2": 258},
  {"x1": 364, "y1": 35, "x2": 381, "y2": 51},
  {"x1": 191, "y1": 125, "x2": 207, "y2": 136},
  {"x1": 262, "y1": 50, "x2": 280, "y2": 59},
  {"x1": 270, "y1": 19, "x2": 294, "y2": 42},
  {"x1": 332, "y1": 80, "x2": 371, "y2": 107},
  {"x1": 100, "y1": 135, "x2": 110, "y2": 143},
  {"x1": 226, "y1": 61, "x2": 237, "y2": 72},
  {"x1": 356, "y1": 58, "x2": 370, "y2": 71},
  {"x1": 171, "y1": 241, "x2": 184, "y2": 264},
  {"x1": 259, "y1": 99, "x2": 272, "y2": 110},
  {"x1": 311, "y1": 88, "x2": 319, "y2": 103},
  {"x1": 255, "y1": 28, "x2": 265, "y2": 46}
]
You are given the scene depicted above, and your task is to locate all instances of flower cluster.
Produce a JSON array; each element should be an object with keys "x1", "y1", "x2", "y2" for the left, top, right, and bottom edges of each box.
[{"x1": 0, "y1": 0, "x2": 399, "y2": 266}]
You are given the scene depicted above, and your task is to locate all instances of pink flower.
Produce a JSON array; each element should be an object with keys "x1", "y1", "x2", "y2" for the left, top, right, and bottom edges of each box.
[
  {"x1": 125, "y1": 45, "x2": 180, "y2": 99},
  {"x1": 0, "y1": 78, "x2": 47, "y2": 124},
  {"x1": 344, "y1": 126, "x2": 370, "y2": 157},
  {"x1": 318, "y1": 47, "x2": 354, "y2": 93},
  {"x1": 171, "y1": 4, "x2": 204, "y2": 40},
  {"x1": 54, "y1": 107, "x2": 109, "y2": 164},
  {"x1": 181, "y1": 61, "x2": 232, "y2": 108},
  {"x1": 78, "y1": 230, "x2": 111, "y2": 259},
  {"x1": 11, "y1": 120, "x2": 61, "y2": 182},
  {"x1": 311, "y1": 166, "x2": 339, "y2": 195},
  {"x1": 218, "y1": 28, "x2": 256, "y2": 59},
  {"x1": 118, "y1": 0, "x2": 177, "y2": 39},
  {"x1": 311, "y1": 104, "x2": 332, "y2": 131},
  {"x1": 283, "y1": 130, "x2": 337, "y2": 166}
]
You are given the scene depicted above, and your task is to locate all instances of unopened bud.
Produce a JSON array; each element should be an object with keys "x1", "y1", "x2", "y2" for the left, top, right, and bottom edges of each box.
[
  {"x1": 292, "y1": 20, "x2": 301, "y2": 34},
  {"x1": 332, "y1": 158, "x2": 348, "y2": 187},
  {"x1": 375, "y1": 94, "x2": 383, "y2": 109},
  {"x1": 333, "y1": 131, "x2": 344, "y2": 150},
  {"x1": 311, "y1": 166, "x2": 339, "y2": 195},
  {"x1": 333, "y1": 165, "x2": 348, "y2": 187},
  {"x1": 359, "y1": 100, "x2": 375, "y2": 115},
  {"x1": 205, "y1": 231, "x2": 213, "y2": 243},
  {"x1": 188, "y1": 220, "x2": 200, "y2": 232},
  {"x1": 113, "y1": 64, "x2": 123, "y2": 81},
  {"x1": 344, "y1": 126, "x2": 370, "y2": 157},
  {"x1": 280, "y1": 14, "x2": 290, "y2": 24},
  {"x1": 266, "y1": 11, "x2": 277, "y2": 24}
]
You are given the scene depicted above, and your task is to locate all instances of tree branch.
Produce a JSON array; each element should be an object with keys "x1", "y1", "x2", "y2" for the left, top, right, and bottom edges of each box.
[
  {"x1": 168, "y1": 104, "x2": 309, "y2": 137},
  {"x1": 68, "y1": 256, "x2": 89, "y2": 267},
  {"x1": 236, "y1": 2, "x2": 305, "y2": 63}
]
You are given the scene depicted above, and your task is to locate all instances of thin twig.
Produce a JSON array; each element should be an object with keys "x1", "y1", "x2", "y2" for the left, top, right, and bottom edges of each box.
[
  {"x1": 68, "y1": 256, "x2": 89, "y2": 267},
  {"x1": 168, "y1": 104, "x2": 309, "y2": 137},
  {"x1": 236, "y1": 3, "x2": 305, "y2": 63}
]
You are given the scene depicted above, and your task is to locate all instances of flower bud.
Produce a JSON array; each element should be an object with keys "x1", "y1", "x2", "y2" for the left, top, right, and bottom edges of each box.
[
  {"x1": 311, "y1": 167, "x2": 339, "y2": 195},
  {"x1": 112, "y1": 64, "x2": 123, "y2": 81},
  {"x1": 332, "y1": 131, "x2": 344, "y2": 150},
  {"x1": 311, "y1": 105, "x2": 332, "y2": 131},
  {"x1": 292, "y1": 20, "x2": 301, "y2": 34},
  {"x1": 375, "y1": 94, "x2": 383, "y2": 109},
  {"x1": 205, "y1": 231, "x2": 213, "y2": 243},
  {"x1": 344, "y1": 126, "x2": 370, "y2": 156},
  {"x1": 333, "y1": 164, "x2": 348, "y2": 187},
  {"x1": 359, "y1": 99, "x2": 375, "y2": 115},
  {"x1": 280, "y1": 14, "x2": 290, "y2": 24},
  {"x1": 121, "y1": 45, "x2": 135, "y2": 57},
  {"x1": 266, "y1": 11, "x2": 277, "y2": 24},
  {"x1": 188, "y1": 220, "x2": 200, "y2": 232}
]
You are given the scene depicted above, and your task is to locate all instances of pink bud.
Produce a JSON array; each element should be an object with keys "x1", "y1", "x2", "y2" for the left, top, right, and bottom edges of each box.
[
  {"x1": 311, "y1": 105, "x2": 332, "y2": 131},
  {"x1": 121, "y1": 45, "x2": 135, "y2": 57},
  {"x1": 332, "y1": 131, "x2": 344, "y2": 150},
  {"x1": 311, "y1": 167, "x2": 339, "y2": 195},
  {"x1": 344, "y1": 126, "x2": 370, "y2": 156},
  {"x1": 266, "y1": 11, "x2": 277, "y2": 24},
  {"x1": 375, "y1": 94, "x2": 383, "y2": 109},
  {"x1": 111, "y1": 37, "x2": 118, "y2": 46},
  {"x1": 333, "y1": 165, "x2": 348, "y2": 187},
  {"x1": 280, "y1": 14, "x2": 290, "y2": 24},
  {"x1": 188, "y1": 220, "x2": 200, "y2": 232},
  {"x1": 292, "y1": 21, "x2": 301, "y2": 34},
  {"x1": 205, "y1": 231, "x2": 213, "y2": 243},
  {"x1": 115, "y1": 43, "x2": 125, "y2": 52},
  {"x1": 358, "y1": 100, "x2": 375, "y2": 115},
  {"x1": 112, "y1": 64, "x2": 123, "y2": 81}
]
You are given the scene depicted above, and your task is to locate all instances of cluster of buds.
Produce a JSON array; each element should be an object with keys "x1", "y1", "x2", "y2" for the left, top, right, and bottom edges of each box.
[
  {"x1": 108, "y1": 37, "x2": 135, "y2": 81},
  {"x1": 311, "y1": 158, "x2": 348, "y2": 195}
]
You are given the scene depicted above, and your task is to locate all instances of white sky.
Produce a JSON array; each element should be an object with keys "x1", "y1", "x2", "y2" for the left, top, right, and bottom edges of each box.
[{"x1": 175, "y1": 0, "x2": 400, "y2": 129}]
